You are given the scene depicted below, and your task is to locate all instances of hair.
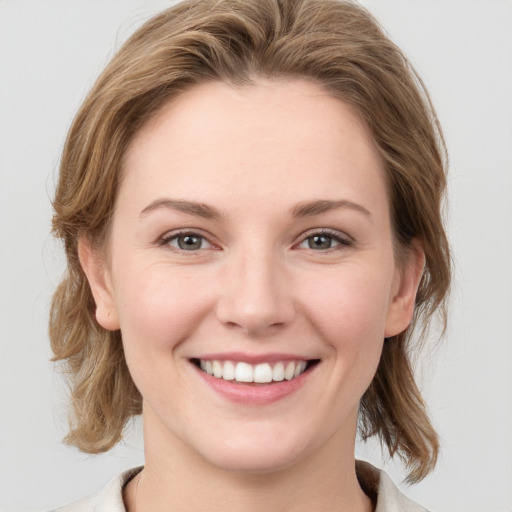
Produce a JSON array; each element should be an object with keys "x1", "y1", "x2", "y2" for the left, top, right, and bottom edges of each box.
[{"x1": 50, "y1": 0, "x2": 450, "y2": 483}]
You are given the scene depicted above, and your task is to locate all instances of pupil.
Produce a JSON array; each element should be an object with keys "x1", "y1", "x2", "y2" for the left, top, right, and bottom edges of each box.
[
  {"x1": 310, "y1": 235, "x2": 331, "y2": 249},
  {"x1": 179, "y1": 235, "x2": 201, "y2": 250}
]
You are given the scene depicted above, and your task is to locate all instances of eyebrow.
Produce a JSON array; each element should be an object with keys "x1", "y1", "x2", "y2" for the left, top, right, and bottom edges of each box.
[
  {"x1": 140, "y1": 198, "x2": 221, "y2": 220},
  {"x1": 291, "y1": 199, "x2": 372, "y2": 219},
  {"x1": 139, "y1": 197, "x2": 371, "y2": 221}
]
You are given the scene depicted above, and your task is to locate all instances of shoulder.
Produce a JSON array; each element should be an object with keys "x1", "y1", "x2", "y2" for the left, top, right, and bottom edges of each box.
[
  {"x1": 49, "y1": 467, "x2": 142, "y2": 512},
  {"x1": 356, "y1": 460, "x2": 430, "y2": 512}
]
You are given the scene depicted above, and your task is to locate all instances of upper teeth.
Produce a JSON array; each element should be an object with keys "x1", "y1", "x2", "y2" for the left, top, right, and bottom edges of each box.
[{"x1": 199, "y1": 360, "x2": 307, "y2": 383}]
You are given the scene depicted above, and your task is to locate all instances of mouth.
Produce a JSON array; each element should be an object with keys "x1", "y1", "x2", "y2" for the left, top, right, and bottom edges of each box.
[{"x1": 191, "y1": 358, "x2": 320, "y2": 385}]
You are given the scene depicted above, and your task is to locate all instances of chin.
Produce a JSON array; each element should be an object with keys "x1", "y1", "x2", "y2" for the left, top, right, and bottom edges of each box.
[
  {"x1": 187, "y1": 424, "x2": 317, "y2": 476},
  {"x1": 206, "y1": 446, "x2": 303, "y2": 475}
]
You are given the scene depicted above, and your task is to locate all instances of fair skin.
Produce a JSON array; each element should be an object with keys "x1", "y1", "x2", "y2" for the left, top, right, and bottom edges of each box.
[{"x1": 80, "y1": 78, "x2": 424, "y2": 512}]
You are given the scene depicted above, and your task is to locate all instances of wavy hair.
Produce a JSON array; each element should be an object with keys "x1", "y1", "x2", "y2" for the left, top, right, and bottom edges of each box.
[{"x1": 50, "y1": 0, "x2": 450, "y2": 483}]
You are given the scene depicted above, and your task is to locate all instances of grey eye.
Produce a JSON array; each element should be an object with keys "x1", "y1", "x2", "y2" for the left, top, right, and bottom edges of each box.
[
  {"x1": 177, "y1": 235, "x2": 203, "y2": 251},
  {"x1": 297, "y1": 231, "x2": 351, "y2": 251},
  {"x1": 307, "y1": 234, "x2": 335, "y2": 250},
  {"x1": 164, "y1": 233, "x2": 212, "y2": 251}
]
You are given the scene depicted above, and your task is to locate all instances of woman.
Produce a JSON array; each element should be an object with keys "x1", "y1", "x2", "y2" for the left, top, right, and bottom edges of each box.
[{"x1": 50, "y1": 0, "x2": 450, "y2": 510}]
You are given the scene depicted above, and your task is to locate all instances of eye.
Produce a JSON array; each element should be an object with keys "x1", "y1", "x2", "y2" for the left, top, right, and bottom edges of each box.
[
  {"x1": 161, "y1": 232, "x2": 213, "y2": 251},
  {"x1": 297, "y1": 230, "x2": 352, "y2": 251}
]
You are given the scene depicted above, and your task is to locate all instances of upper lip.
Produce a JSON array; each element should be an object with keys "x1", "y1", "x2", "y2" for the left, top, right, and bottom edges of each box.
[{"x1": 191, "y1": 352, "x2": 316, "y2": 365}]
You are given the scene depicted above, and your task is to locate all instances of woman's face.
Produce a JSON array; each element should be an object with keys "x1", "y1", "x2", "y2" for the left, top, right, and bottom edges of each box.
[{"x1": 82, "y1": 78, "x2": 421, "y2": 474}]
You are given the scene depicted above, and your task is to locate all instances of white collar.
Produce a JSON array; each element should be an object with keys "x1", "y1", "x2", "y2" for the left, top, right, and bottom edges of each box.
[{"x1": 53, "y1": 462, "x2": 428, "y2": 512}]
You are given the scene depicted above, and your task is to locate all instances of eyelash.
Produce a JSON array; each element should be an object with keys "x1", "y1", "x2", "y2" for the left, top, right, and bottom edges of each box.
[
  {"x1": 157, "y1": 229, "x2": 353, "y2": 253},
  {"x1": 158, "y1": 230, "x2": 215, "y2": 252},
  {"x1": 295, "y1": 229, "x2": 353, "y2": 251}
]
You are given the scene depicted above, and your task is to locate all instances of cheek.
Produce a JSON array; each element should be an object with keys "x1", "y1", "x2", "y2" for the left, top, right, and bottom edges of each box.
[
  {"x1": 303, "y1": 266, "x2": 392, "y2": 341},
  {"x1": 299, "y1": 264, "x2": 392, "y2": 380},
  {"x1": 112, "y1": 265, "x2": 212, "y2": 361}
]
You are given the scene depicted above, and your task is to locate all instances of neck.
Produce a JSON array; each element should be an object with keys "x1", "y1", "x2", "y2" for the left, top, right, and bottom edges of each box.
[
  {"x1": 124, "y1": 407, "x2": 373, "y2": 512},
  {"x1": 124, "y1": 408, "x2": 372, "y2": 512}
]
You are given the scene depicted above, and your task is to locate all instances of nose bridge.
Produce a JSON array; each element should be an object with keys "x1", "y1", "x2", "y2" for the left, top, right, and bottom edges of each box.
[{"x1": 216, "y1": 243, "x2": 294, "y2": 334}]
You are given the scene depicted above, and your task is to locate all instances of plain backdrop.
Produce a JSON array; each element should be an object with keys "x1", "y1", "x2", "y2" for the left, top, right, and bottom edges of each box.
[{"x1": 0, "y1": 1, "x2": 511, "y2": 511}]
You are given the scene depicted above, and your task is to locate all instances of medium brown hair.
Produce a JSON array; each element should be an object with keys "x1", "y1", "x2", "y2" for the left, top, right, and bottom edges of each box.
[{"x1": 50, "y1": 0, "x2": 450, "y2": 483}]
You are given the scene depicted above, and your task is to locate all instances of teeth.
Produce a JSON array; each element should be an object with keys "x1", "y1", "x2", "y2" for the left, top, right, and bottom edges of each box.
[
  {"x1": 272, "y1": 362, "x2": 285, "y2": 381},
  {"x1": 212, "y1": 360, "x2": 223, "y2": 378},
  {"x1": 198, "y1": 359, "x2": 309, "y2": 383},
  {"x1": 284, "y1": 362, "x2": 295, "y2": 380},
  {"x1": 295, "y1": 361, "x2": 306, "y2": 377},
  {"x1": 235, "y1": 362, "x2": 253, "y2": 382},
  {"x1": 254, "y1": 363, "x2": 272, "y2": 383},
  {"x1": 223, "y1": 360, "x2": 235, "y2": 380}
]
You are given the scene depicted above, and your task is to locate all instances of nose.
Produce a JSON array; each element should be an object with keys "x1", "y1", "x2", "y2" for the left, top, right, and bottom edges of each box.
[{"x1": 215, "y1": 250, "x2": 296, "y2": 335}]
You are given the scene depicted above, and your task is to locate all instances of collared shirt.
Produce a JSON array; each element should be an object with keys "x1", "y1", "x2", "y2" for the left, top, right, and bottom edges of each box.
[{"x1": 52, "y1": 462, "x2": 428, "y2": 512}]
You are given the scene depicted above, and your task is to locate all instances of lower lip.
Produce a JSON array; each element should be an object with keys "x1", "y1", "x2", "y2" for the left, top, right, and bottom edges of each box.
[{"x1": 193, "y1": 364, "x2": 314, "y2": 405}]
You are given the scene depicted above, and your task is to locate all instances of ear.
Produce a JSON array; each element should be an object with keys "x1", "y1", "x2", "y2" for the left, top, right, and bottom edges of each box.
[
  {"x1": 384, "y1": 240, "x2": 425, "y2": 338},
  {"x1": 78, "y1": 237, "x2": 120, "y2": 331}
]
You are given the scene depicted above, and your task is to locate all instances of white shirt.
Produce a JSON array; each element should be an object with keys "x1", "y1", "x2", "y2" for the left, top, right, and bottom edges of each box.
[{"x1": 52, "y1": 462, "x2": 429, "y2": 512}]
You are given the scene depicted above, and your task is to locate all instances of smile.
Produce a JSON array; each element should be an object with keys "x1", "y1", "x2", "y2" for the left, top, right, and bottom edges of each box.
[
  {"x1": 191, "y1": 356, "x2": 320, "y2": 404},
  {"x1": 197, "y1": 359, "x2": 309, "y2": 383}
]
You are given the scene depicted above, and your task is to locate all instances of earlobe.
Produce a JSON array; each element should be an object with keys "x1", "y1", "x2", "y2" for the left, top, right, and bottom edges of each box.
[
  {"x1": 384, "y1": 241, "x2": 425, "y2": 338},
  {"x1": 78, "y1": 237, "x2": 120, "y2": 331}
]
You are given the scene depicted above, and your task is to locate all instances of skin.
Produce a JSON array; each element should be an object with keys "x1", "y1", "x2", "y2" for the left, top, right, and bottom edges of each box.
[{"x1": 80, "y1": 78, "x2": 424, "y2": 512}]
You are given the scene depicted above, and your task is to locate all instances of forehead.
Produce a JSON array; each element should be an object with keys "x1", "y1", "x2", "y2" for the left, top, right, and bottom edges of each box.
[{"x1": 120, "y1": 78, "x2": 388, "y2": 214}]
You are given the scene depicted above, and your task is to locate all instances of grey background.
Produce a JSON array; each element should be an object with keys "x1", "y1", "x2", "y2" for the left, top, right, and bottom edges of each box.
[{"x1": 1, "y1": 1, "x2": 511, "y2": 511}]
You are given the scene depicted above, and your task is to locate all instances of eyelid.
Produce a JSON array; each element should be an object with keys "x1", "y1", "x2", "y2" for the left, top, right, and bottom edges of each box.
[
  {"x1": 157, "y1": 229, "x2": 219, "y2": 251},
  {"x1": 293, "y1": 228, "x2": 354, "y2": 250},
  {"x1": 155, "y1": 227, "x2": 353, "y2": 252}
]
